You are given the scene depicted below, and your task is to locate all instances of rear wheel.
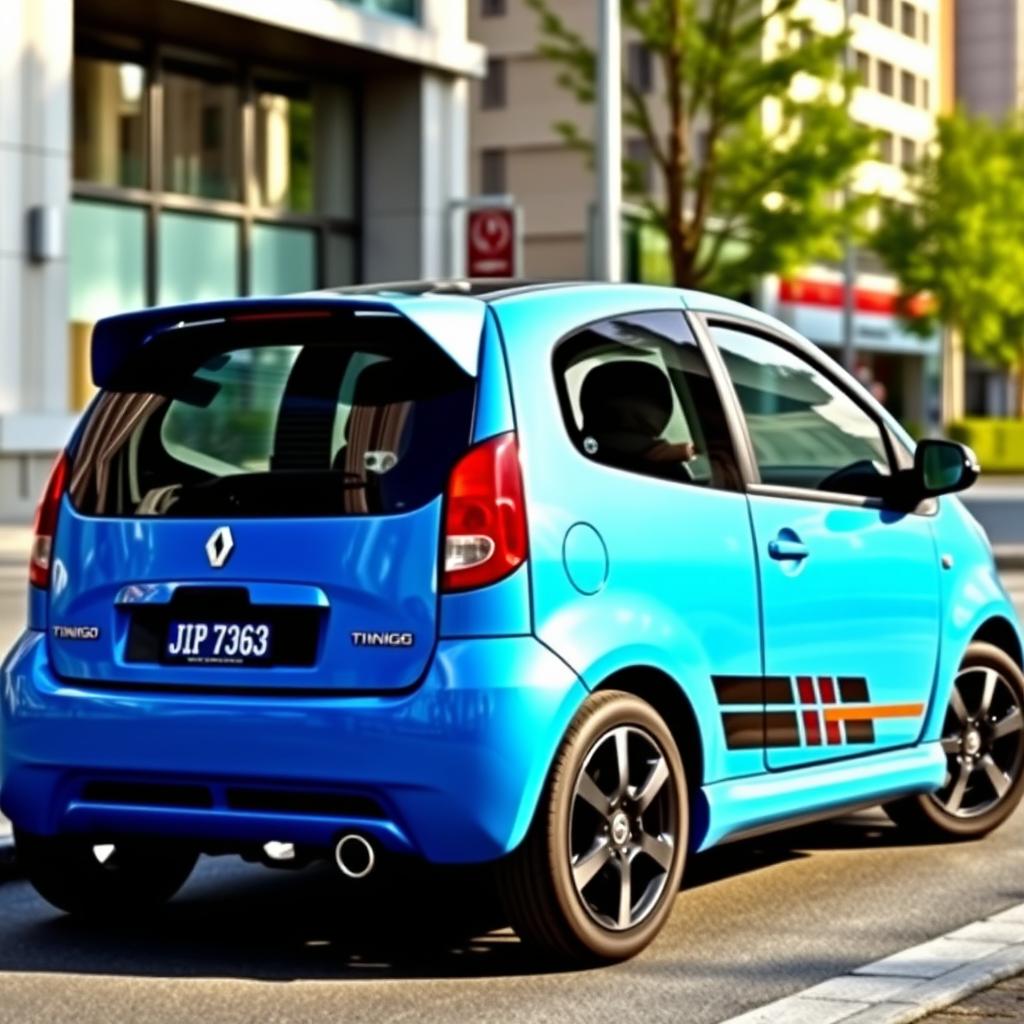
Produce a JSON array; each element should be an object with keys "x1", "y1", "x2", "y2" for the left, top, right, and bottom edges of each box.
[
  {"x1": 16, "y1": 831, "x2": 198, "y2": 917},
  {"x1": 498, "y1": 690, "x2": 688, "y2": 964},
  {"x1": 886, "y1": 642, "x2": 1024, "y2": 840}
]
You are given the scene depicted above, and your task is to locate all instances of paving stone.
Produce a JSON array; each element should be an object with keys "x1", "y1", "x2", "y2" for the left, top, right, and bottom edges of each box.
[
  {"x1": 945, "y1": 922, "x2": 1024, "y2": 945},
  {"x1": 801, "y1": 975, "x2": 925, "y2": 1005},
  {"x1": 854, "y1": 939, "x2": 1008, "y2": 980},
  {"x1": 719, "y1": 995, "x2": 871, "y2": 1024}
]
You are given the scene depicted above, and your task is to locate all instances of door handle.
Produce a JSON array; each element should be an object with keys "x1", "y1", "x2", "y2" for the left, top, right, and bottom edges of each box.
[{"x1": 768, "y1": 535, "x2": 809, "y2": 562}]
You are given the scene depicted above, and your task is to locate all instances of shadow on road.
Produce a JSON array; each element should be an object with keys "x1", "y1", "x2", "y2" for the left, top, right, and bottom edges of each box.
[{"x1": 0, "y1": 809, "x2": 999, "y2": 983}]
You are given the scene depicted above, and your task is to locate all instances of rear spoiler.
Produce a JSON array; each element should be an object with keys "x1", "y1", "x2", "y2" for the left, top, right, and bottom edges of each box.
[{"x1": 91, "y1": 294, "x2": 486, "y2": 388}]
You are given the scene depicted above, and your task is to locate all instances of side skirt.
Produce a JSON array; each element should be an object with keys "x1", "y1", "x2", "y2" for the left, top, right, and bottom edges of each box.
[{"x1": 697, "y1": 741, "x2": 946, "y2": 851}]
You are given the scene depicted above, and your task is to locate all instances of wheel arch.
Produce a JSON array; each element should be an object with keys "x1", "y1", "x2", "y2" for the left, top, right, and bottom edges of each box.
[
  {"x1": 592, "y1": 665, "x2": 710, "y2": 849},
  {"x1": 972, "y1": 617, "x2": 1024, "y2": 670}
]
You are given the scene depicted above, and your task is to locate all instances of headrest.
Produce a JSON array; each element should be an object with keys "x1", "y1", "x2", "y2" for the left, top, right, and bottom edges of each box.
[
  {"x1": 352, "y1": 359, "x2": 420, "y2": 407},
  {"x1": 579, "y1": 360, "x2": 673, "y2": 440}
]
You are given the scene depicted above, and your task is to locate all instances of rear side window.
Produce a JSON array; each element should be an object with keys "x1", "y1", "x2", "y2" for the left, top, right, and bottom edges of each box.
[
  {"x1": 553, "y1": 311, "x2": 740, "y2": 490},
  {"x1": 69, "y1": 316, "x2": 474, "y2": 517}
]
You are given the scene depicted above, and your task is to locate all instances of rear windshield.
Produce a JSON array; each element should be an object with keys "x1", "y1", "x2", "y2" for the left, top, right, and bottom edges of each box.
[{"x1": 69, "y1": 314, "x2": 475, "y2": 517}]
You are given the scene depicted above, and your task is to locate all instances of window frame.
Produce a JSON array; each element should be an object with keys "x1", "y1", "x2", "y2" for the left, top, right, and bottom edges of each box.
[
  {"x1": 71, "y1": 35, "x2": 362, "y2": 306},
  {"x1": 691, "y1": 313, "x2": 921, "y2": 512},
  {"x1": 480, "y1": 147, "x2": 507, "y2": 195},
  {"x1": 901, "y1": 1, "x2": 917, "y2": 37},
  {"x1": 481, "y1": 57, "x2": 507, "y2": 110},
  {"x1": 549, "y1": 308, "x2": 747, "y2": 493},
  {"x1": 626, "y1": 42, "x2": 654, "y2": 94}
]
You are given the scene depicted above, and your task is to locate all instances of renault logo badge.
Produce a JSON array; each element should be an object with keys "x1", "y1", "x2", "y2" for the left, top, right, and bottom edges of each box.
[{"x1": 205, "y1": 526, "x2": 234, "y2": 569}]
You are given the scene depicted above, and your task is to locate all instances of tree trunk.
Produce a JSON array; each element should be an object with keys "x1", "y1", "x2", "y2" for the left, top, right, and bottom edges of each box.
[{"x1": 1017, "y1": 363, "x2": 1024, "y2": 419}]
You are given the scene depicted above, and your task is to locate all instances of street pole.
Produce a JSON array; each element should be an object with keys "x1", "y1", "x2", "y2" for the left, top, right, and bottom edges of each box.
[
  {"x1": 596, "y1": 0, "x2": 622, "y2": 282},
  {"x1": 841, "y1": 0, "x2": 857, "y2": 372}
]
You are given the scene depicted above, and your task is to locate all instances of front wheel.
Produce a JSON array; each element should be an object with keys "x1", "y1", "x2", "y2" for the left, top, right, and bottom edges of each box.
[
  {"x1": 886, "y1": 642, "x2": 1024, "y2": 840},
  {"x1": 16, "y1": 831, "x2": 198, "y2": 917},
  {"x1": 498, "y1": 690, "x2": 688, "y2": 965}
]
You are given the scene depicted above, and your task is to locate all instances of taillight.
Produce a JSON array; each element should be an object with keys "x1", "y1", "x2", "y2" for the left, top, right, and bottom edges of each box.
[
  {"x1": 442, "y1": 433, "x2": 527, "y2": 593},
  {"x1": 29, "y1": 452, "x2": 69, "y2": 589}
]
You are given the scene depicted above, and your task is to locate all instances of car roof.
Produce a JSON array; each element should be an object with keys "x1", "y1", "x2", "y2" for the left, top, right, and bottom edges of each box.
[
  {"x1": 317, "y1": 279, "x2": 792, "y2": 334},
  {"x1": 320, "y1": 279, "x2": 595, "y2": 301}
]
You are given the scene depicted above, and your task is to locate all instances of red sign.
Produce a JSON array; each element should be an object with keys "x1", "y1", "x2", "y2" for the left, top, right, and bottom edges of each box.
[
  {"x1": 779, "y1": 278, "x2": 933, "y2": 318},
  {"x1": 467, "y1": 207, "x2": 517, "y2": 278}
]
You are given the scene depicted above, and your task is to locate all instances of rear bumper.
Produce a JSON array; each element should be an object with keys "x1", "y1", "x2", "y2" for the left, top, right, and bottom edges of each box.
[{"x1": 0, "y1": 631, "x2": 585, "y2": 864}]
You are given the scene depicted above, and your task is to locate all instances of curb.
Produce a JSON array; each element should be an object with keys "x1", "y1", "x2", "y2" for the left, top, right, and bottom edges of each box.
[{"x1": 720, "y1": 905, "x2": 1024, "y2": 1024}]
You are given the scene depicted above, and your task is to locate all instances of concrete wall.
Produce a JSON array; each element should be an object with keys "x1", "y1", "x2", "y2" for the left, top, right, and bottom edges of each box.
[
  {"x1": 0, "y1": 0, "x2": 77, "y2": 520},
  {"x1": 956, "y1": 0, "x2": 1022, "y2": 116},
  {"x1": 362, "y1": 69, "x2": 469, "y2": 281}
]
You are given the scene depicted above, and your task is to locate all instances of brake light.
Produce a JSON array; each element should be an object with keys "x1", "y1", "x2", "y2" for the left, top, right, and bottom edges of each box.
[
  {"x1": 29, "y1": 452, "x2": 69, "y2": 589},
  {"x1": 442, "y1": 433, "x2": 527, "y2": 593}
]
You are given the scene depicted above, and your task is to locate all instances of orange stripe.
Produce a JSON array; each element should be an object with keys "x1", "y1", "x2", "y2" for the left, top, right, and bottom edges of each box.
[{"x1": 823, "y1": 704, "x2": 924, "y2": 722}]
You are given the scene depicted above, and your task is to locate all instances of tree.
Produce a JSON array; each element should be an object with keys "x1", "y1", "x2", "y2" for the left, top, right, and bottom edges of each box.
[
  {"x1": 528, "y1": 0, "x2": 874, "y2": 294},
  {"x1": 874, "y1": 112, "x2": 1024, "y2": 417}
]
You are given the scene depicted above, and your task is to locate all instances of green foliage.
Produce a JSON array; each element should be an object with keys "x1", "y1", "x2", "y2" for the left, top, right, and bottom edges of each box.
[
  {"x1": 874, "y1": 112, "x2": 1024, "y2": 374},
  {"x1": 948, "y1": 419, "x2": 1024, "y2": 472},
  {"x1": 527, "y1": 0, "x2": 874, "y2": 293}
]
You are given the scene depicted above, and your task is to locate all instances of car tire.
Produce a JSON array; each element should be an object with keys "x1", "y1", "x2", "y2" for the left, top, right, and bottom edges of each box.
[
  {"x1": 885, "y1": 642, "x2": 1024, "y2": 841},
  {"x1": 497, "y1": 690, "x2": 688, "y2": 965},
  {"x1": 16, "y1": 830, "x2": 198, "y2": 917}
]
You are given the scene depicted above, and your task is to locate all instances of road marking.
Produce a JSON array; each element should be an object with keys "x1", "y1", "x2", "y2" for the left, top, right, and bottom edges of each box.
[{"x1": 718, "y1": 903, "x2": 1024, "y2": 1023}]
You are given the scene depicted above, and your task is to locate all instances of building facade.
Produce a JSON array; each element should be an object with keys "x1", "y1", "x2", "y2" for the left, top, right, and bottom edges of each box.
[
  {"x1": 468, "y1": 0, "x2": 954, "y2": 431},
  {"x1": 955, "y1": 0, "x2": 1024, "y2": 417},
  {"x1": 1, "y1": 0, "x2": 483, "y2": 519}
]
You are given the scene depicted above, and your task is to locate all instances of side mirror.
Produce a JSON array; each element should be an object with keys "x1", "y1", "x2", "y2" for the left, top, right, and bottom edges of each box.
[{"x1": 913, "y1": 439, "x2": 980, "y2": 498}]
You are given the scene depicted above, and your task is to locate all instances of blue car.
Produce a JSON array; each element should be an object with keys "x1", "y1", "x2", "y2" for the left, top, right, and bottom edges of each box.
[{"x1": 3, "y1": 281, "x2": 1023, "y2": 963}]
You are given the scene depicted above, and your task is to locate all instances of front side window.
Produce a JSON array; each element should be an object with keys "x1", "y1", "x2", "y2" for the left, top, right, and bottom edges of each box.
[
  {"x1": 70, "y1": 319, "x2": 474, "y2": 518},
  {"x1": 554, "y1": 312, "x2": 739, "y2": 490},
  {"x1": 710, "y1": 325, "x2": 893, "y2": 498}
]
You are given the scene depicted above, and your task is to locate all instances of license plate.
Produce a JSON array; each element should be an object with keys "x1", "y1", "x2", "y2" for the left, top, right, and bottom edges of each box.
[{"x1": 164, "y1": 620, "x2": 272, "y2": 665}]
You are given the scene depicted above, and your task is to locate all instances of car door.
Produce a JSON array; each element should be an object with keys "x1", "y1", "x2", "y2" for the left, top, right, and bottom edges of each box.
[
  {"x1": 706, "y1": 319, "x2": 942, "y2": 771},
  {"x1": 496, "y1": 302, "x2": 765, "y2": 784}
]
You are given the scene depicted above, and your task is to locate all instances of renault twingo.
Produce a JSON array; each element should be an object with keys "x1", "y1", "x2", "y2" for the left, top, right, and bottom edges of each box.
[{"x1": 3, "y1": 281, "x2": 1022, "y2": 964}]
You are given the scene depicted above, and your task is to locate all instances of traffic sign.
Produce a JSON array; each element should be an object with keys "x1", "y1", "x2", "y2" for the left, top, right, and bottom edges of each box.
[{"x1": 467, "y1": 207, "x2": 518, "y2": 278}]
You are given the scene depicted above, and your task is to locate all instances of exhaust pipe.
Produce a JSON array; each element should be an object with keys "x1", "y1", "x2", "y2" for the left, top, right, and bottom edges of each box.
[{"x1": 334, "y1": 833, "x2": 376, "y2": 879}]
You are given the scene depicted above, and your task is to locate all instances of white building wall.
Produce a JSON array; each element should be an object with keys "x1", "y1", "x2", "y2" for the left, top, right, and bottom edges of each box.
[
  {"x1": 0, "y1": 0, "x2": 482, "y2": 519},
  {"x1": 0, "y1": 0, "x2": 77, "y2": 520}
]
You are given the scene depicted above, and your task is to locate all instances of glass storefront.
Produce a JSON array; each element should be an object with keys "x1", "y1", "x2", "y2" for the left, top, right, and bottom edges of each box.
[
  {"x1": 251, "y1": 224, "x2": 317, "y2": 295},
  {"x1": 255, "y1": 84, "x2": 314, "y2": 212},
  {"x1": 69, "y1": 44, "x2": 359, "y2": 408},
  {"x1": 351, "y1": 0, "x2": 418, "y2": 18},
  {"x1": 158, "y1": 212, "x2": 240, "y2": 305},
  {"x1": 73, "y1": 57, "x2": 147, "y2": 188},
  {"x1": 163, "y1": 68, "x2": 242, "y2": 201}
]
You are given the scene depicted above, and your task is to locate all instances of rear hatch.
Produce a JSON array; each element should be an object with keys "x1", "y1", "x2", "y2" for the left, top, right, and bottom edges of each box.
[{"x1": 47, "y1": 300, "x2": 478, "y2": 692}]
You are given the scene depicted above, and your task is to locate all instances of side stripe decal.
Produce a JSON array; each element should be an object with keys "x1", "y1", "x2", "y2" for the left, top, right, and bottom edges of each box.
[{"x1": 712, "y1": 674, "x2": 925, "y2": 751}]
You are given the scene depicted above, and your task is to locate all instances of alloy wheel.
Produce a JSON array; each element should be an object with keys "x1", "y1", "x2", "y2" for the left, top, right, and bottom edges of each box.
[
  {"x1": 568, "y1": 725, "x2": 679, "y2": 931},
  {"x1": 932, "y1": 665, "x2": 1024, "y2": 818}
]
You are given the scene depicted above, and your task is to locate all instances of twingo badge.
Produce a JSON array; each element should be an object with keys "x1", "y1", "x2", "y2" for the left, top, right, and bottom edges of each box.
[
  {"x1": 351, "y1": 631, "x2": 414, "y2": 648},
  {"x1": 51, "y1": 625, "x2": 101, "y2": 641}
]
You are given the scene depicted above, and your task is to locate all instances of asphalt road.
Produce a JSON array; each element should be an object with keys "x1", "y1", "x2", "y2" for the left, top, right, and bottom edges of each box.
[{"x1": 1, "y1": 558, "x2": 1023, "y2": 1024}]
